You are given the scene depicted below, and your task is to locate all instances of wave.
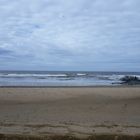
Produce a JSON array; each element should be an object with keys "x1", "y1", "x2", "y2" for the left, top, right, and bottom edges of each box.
[
  {"x1": 0, "y1": 73, "x2": 140, "y2": 80},
  {"x1": 76, "y1": 73, "x2": 87, "y2": 76},
  {"x1": 0, "y1": 71, "x2": 140, "y2": 86},
  {"x1": 0, "y1": 73, "x2": 68, "y2": 78}
]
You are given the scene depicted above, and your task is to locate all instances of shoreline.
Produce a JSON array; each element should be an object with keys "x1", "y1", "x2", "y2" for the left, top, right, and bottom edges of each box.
[{"x1": 0, "y1": 85, "x2": 140, "y2": 88}]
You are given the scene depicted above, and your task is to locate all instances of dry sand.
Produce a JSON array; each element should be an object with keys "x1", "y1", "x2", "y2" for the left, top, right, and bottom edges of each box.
[{"x1": 0, "y1": 87, "x2": 140, "y2": 138}]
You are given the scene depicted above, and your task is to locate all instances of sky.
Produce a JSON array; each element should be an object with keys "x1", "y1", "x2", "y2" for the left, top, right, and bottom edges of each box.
[{"x1": 0, "y1": 0, "x2": 140, "y2": 71}]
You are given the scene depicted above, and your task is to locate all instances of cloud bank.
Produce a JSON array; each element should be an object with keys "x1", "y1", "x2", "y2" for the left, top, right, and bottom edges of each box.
[{"x1": 0, "y1": 0, "x2": 140, "y2": 71}]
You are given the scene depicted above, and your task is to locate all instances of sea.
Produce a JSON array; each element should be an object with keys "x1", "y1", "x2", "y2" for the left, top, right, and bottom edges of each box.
[{"x1": 0, "y1": 71, "x2": 140, "y2": 87}]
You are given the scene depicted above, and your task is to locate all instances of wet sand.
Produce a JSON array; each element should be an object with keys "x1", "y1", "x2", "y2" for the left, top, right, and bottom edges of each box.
[{"x1": 0, "y1": 87, "x2": 140, "y2": 139}]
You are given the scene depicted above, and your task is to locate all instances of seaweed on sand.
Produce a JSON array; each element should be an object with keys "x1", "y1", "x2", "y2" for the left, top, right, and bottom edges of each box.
[{"x1": 0, "y1": 134, "x2": 140, "y2": 140}]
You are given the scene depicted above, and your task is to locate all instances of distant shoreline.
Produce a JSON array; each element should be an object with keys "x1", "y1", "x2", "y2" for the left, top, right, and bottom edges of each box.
[{"x1": 0, "y1": 85, "x2": 140, "y2": 88}]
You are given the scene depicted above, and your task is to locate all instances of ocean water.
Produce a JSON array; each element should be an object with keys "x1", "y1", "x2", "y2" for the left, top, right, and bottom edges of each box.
[{"x1": 0, "y1": 71, "x2": 140, "y2": 86}]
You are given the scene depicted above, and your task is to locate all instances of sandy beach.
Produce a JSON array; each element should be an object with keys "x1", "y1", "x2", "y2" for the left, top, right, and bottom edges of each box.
[{"x1": 0, "y1": 87, "x2": 140, "y2": 139}]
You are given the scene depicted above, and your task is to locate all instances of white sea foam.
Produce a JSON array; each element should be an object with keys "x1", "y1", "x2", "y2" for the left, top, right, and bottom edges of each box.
[
  {"x1": 0, "y1": 73, "x2": 67, "y2": 77},
  {"x1": 77, "y1": 73, "x2": 86, "y2": 76},
  {"x1": 108, "y1": 75, "x2": 125, "y2": 80}
]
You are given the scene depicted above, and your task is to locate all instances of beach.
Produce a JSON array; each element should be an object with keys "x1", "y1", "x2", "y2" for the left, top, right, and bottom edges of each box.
[{"x1": 0, "y1": 87, "x2": 140, "y2": 139}]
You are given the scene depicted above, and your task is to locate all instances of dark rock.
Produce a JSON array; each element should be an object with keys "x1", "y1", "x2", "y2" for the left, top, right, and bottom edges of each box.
[{"x1": 120, "y1": 76, "x2": 140, "y2": 85}]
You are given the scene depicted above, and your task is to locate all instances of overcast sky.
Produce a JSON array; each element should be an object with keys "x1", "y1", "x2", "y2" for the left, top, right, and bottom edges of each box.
[{"x1": 0, "y1": 0, "x2": 140, "y2": 71}]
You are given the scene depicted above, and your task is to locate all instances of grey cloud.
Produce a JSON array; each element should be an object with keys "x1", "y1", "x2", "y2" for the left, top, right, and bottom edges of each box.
[
  {"x1": 0, "y1": 0, "x2": 140, "y2": 71},
  {"x1": 0, "y1": 48, "x2": 13, "y2": 55}
]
